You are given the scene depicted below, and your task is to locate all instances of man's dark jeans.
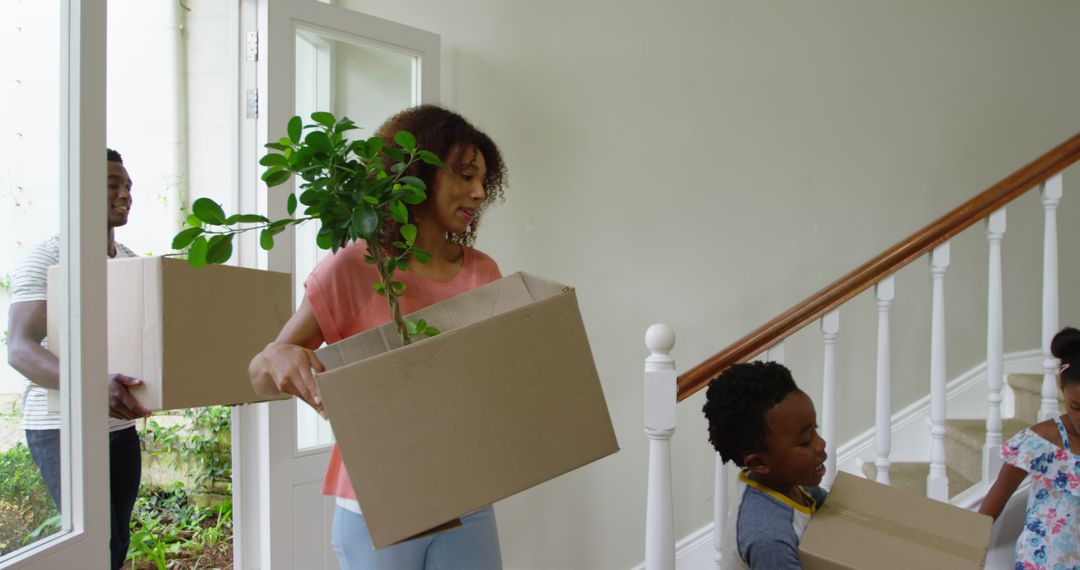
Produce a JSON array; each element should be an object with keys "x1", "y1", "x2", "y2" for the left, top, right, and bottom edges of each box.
[{"x1": 25, "y1": 426, "x2": 142, "y2": 570}]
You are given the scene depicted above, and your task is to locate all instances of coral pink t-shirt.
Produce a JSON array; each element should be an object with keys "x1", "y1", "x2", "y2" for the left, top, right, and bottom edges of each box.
[{"x1": 305, "y1": 241, "x2": 502, "y2": 500}]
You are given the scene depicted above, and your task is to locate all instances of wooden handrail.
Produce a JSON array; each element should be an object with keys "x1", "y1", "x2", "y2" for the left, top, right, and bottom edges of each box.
[{"x1": 677, "y1": 132, "x2": 1080, "y2": 401}]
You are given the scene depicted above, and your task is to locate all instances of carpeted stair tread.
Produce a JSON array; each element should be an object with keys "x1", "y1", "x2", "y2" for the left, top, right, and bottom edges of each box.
[
  {"x1": 1009, "y1": 373, "x2": 1063, "y2": 423},
  {"x1": 946, "y1": 418, "x2": 1029, "y2": 450},
  {"x1": 1009, "y1": 373, "x2": 1047, "y2": 395},
  {"x1": 859, "y1": 462, "x2": 976, "y2": 500}
]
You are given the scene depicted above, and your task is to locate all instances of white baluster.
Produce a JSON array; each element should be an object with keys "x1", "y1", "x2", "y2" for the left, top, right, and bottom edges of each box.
[
  {"x1": 767, "y1": 342, "x2": 786, "y2": 365},
  {"x1": 927, "y1": 243, "x2": 950, "y2": 501},
  {"x1": 875, "y1": 277, "x2": 895, "y2": 485},
  {"x1": 713, "y1": 453, "x2": 726, "y2": 570},
  {"x1": 645, "y1": 324, "x2": 676, "y2": 570},
  {"x1": 1040, "y1": 175, "x2": 1062, "y2": 421},
  {"x1": 821, "y1": 310, "x2": 839, "y2": 489},
  {"x1": 984, "y1": 209, "x2": 1006, "y2": 482}
]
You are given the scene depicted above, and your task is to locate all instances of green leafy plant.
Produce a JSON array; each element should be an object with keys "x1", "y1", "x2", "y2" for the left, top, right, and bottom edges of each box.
[
  {"x1": 171, "y1": 112, "x2": 447, "y2": 346},
  {"x1": 141, "y1": 407, "x2": 232, "y2": 496},
  {"x1": 0, "y1": 443, "x2": 59, "y2": 554}
]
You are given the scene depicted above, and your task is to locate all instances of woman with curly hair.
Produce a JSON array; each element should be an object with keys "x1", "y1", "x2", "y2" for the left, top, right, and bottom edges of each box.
[{"x1": 249, "y1": 105, "x2": 508, "y2": 569}]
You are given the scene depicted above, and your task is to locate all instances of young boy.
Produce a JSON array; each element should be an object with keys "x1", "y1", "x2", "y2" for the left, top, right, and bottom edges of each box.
[{"x1": 702, "y1": 361, "x2": 828, "y2": 570}]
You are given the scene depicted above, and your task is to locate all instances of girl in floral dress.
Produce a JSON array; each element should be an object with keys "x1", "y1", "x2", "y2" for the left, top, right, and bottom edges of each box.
[{"x1": 980, "y1": 327, "x2": 1080, "y2": 570}]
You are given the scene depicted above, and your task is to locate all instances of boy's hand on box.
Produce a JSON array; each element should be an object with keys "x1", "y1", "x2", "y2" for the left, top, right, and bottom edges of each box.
[
  {"x1": 108, "y1": 374, "x2": 151, "y2": 420},
  {"x1": 263, "y1": 342, "x2": 327, "y2": 417}
]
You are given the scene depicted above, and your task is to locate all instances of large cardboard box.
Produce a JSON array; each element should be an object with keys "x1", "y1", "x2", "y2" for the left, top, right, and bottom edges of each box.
[
  {"x1": 47, "y1": 256, "x2": 293, "y2": 411},
  {"x1": 315, "y1": 271, "x2": 619, "y2": 549},
  {"x1": 798, "y1": 471, "x2": 992, "y2": 569}
]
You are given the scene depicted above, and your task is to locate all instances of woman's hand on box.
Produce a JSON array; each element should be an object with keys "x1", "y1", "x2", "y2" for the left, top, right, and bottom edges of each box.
[
  {"x1": 258, "y1": 342, "x2": 327, "y2": 417},
  {"x1": 108, "y1": 374, "x2": 151, "y2": 420}
]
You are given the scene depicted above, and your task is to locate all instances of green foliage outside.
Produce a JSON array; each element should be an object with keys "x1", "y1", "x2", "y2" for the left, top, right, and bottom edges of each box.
[
  {"x1": 127, "y1": 406, "x2": 234, "y2": 569},
  {"x1": 172, "y1": 112, "x2": 447, "y2": 346},
  {"x1": 0, "y1": 443, "x2": 59, "y2": 556},
  {"x1": 0, "y1": 407, "x2": 234, "y2": 567}
]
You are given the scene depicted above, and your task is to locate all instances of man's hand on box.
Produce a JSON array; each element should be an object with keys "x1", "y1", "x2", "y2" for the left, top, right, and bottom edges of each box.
[
  {"x1": 108, "y1": 374, "x2": 151, "y2": 420},
  {"x1": 263, "y1": 342, "x2": 327, "y2": 418}
]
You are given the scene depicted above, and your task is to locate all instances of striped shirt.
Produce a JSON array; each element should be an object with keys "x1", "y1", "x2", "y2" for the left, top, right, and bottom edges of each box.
[{"x1": 10, "y1": 235, "x2": 138, "y2": 432}]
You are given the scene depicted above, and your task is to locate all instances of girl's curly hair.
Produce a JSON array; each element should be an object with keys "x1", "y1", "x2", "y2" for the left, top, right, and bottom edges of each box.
[
  {"x1": 702, "y1": 361, "x2": 798, "y2": 466},
  {"x1": 375, "y1": 105, "x2": 507, "y2": 247}
]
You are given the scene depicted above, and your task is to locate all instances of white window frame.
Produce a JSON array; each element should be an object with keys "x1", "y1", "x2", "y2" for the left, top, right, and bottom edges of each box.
[{"x1": 0, "y1": 0, "x2": 111, "y2": 567}]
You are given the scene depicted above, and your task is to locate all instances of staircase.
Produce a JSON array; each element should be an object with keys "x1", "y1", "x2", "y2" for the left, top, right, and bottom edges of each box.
[
  {"x1": 643, "y1": 133, "x2": 1080, "y2": 570},
  {"x1": 861, "y1": 373, "x2": 1055, "y2": 500}
]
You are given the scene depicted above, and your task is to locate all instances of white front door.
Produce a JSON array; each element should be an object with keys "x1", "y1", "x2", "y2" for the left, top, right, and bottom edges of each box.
[
  {"x1": 233, "y1": 2, "x2": 439, "y2": 567},
  {"x1": 1, "y1": 0, "x2": 112, "y2": 567}
]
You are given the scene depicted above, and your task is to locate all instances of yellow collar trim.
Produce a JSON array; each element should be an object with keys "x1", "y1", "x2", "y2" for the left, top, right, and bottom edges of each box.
[{"x1": 738, "y1": 470, "x2": 817, "y2": 515}]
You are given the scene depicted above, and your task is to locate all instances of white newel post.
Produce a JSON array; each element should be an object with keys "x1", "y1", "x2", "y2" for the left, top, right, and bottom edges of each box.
[
  {"x1": 713, "y1": 453, "x2": 727, "y2": 570},
  {"x1": 1040, "y1": 175, "x2": 1062, "y2": 421},
  {"x1": 645, "y1": 324, "x2": 677, "y2": 570},
  {"x1": 984, "y1": 209, "x2": 1007, "y2": 482},
  {"x1": 821, "y1": 310, "x2": 839, "y2": 489},
  {"x1": 927, "y1": 243, "x2": 951, "y2": 501},
  {"x1": 875, "y1": 277, "x2": 895, "y2": 485}
]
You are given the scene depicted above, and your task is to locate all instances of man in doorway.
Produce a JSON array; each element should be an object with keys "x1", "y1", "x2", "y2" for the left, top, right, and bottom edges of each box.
[{"x1": 7, "y1": 148, "x2": 150, "y2": 570}]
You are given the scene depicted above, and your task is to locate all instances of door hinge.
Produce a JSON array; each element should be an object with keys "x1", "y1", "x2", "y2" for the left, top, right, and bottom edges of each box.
[
  {"x1": 246, "y1": 89, "x2": 259, "y2": 119},
  {"x1": 246, "y1": 31, "x2": 259, "y2": 62}
]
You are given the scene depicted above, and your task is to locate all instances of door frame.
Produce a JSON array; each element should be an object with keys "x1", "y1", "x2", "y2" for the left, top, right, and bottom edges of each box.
[
  {"x1": 1, "y1": 0, "x2": 111, "y2": 567},
  {"x1": 233, "y1": 2, "x2": 439, "y2": 567}
]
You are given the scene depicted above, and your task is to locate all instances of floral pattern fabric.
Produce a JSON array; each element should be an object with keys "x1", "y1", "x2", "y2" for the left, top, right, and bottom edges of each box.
[{"x1": 1001, "y1": 418, "x2": 1080, "y2": 570}]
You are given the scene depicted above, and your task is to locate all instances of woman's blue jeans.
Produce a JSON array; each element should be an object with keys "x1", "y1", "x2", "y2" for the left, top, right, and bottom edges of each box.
[{"x1": 331, "y1": 505, "x2": 502, "y2": 570}]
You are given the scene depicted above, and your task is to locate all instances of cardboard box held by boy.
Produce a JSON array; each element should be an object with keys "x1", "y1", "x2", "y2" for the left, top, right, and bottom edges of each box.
[{"x1": 799, "y1": 471, "x2": 993, "y2": 570}]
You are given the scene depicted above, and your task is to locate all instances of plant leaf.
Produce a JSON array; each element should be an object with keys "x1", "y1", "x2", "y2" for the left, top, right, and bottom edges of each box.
[
  {"x1": 400, "y1": 223, "x2": 417, "y2": 244},
  {"x1": 394, "y1": 130, "x2": 416, "y2": 151},
  {"x1": 401, "y1": 187, "x2": 427, "y2": 205},
  {"x1": 206, "y1": 234, "x2": 234, "y2": 265},
  {"x1": 263, "y1": 169, "x2": 292, "y2": 187},
  {"x1": 259, "y1": 153, "x2": 288, "y2": 167},
  {"x1": 287, "y1": 116, "x2": 302, "y2": 143},
  {"x1": 259, "y1": 229, "x2": 274, "y2": 250},
  {"x1": 225, "y1": 213, "x2": 271, "y2": 224},
  {"x1": 316, "y1": 231, "x2": 333, "y2": 250},
  {"x1": 287, "y1": 194, "x2": 298, "y2": 215},
  {"x1": 418, "y1": 150, "x2": 449, "y2": 170},
  {"x1": 185, "y1": 214, "x2": 203, "y2": 228},
  {"x1": 171, "y1": 227, "x2": 203, "y2": 250},
  {"x1": 383, "y1": 146, "x2": 404, "y2": 162},
  {"x1": 424, "y1": 326, "x2": 440, "y2": 336},
  {"x1": 367, "y1": 136, "x2": 383, "y2": 156},
  {"x1": 311, "y1": 111, "x2": 335, "y2": 127},
  {"x1": 352, "y1": 206, "x2": 378, "y2": 239},
  {"x1": 412, "y1": 247, "x2": 432, "y2": 264},
  {"x1": 399, "y1": 176, "x2": 426, "y2": 190},
  {"x1": 373, "y1": 282, "x2": 386, "y2": 295},
  {"x1": 189, "y1": 236, "x2": 209, "y2": 268},
  {"x1": 390, "y1": 201, "x2": 409, "y2": 224},
  {"x1": 391, "y1": 281, "x2": 406, "y2": 293},
  {"x1": 304, "y1": 131, "x2": 333, "y2": 153},
  {"x1": 192, "y1": 198, "x2": 227, "y2": 225}
]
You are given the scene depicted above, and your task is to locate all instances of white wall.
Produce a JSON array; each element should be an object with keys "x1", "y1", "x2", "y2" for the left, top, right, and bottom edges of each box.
[{"x1": 333, "y1": 1, "x2": 1080, "y2": 568}]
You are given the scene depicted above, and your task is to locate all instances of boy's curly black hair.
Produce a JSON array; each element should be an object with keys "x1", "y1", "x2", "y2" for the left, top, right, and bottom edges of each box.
[
  {"x1": 702, "y1": 361, "x2": 798, "y2": 467},
  {"x1": 1051, "y1": 326, "x2": 1080, "y2": 388}
]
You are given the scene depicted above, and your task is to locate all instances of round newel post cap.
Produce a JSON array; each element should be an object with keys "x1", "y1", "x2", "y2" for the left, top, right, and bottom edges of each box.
[{"x1": 645, "y1": 324, "x2": 675, "y2": 358}]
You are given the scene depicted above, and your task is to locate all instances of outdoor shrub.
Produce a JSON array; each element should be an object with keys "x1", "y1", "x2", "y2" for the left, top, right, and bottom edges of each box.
[{"x1": 0, "y1": 443, "x2": 59, "y2": 555}]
